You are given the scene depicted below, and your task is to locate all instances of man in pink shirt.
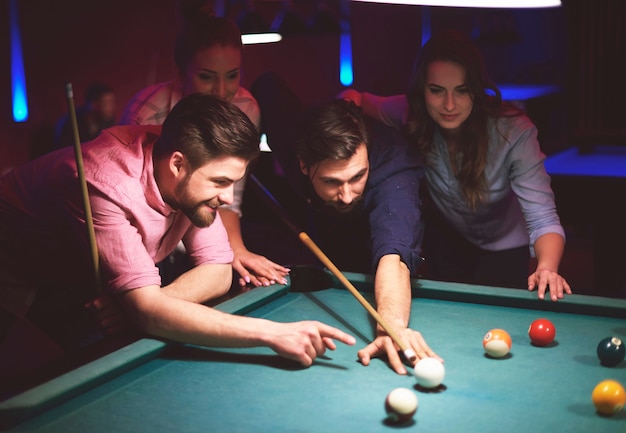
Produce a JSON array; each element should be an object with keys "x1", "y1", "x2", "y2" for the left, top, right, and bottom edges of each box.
[{"x1": 0, "y1": 94, "x2": 354, "y2": 367}]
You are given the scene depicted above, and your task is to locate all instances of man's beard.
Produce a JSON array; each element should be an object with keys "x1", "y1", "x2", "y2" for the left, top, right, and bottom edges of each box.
[
  {"x1": 183, "y1": 200, "x2": 219, "y2": 227},
  {"x1": 304, "y1": 177, "x2": 364, "y2": 214},
  {"x1": 327, "y1": 195, "x2": 364, "y2": 214},
  {"x1": 175, "y1": 177, "x2": 221, "y2": 227}
]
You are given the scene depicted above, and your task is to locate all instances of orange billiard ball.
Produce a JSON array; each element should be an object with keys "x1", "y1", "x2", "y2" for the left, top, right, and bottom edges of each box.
[
  {"x1": 483, "y1": 329, "x2": 512, "y2": 358},
  {"x1": 591, "y1": 379, "x2": 626, "y2": 416},
  {"x1": 528, "y1": 318, "x2": 556, "y2": 346}
]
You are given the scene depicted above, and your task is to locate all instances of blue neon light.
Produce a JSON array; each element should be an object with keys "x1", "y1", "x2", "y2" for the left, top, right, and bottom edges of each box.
[
  {"x1": 545, "y1": 145, "x2": 626, "y2": 178},
  {"x1": 10, "y1": 0, "x2": 28, "y2": 122},
  {"x1": 340, "y1": 32, "x2": 353, "y2": 87},
  {"x1": 421, "y1": 6, "x2": 431, "y2": 46}
]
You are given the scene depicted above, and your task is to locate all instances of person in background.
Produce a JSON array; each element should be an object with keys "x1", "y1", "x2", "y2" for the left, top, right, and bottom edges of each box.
[
  {"x1": 252, "y1": 72, "x2": 439, "y2": 375},
  {"x1": 120, "y1": 3, "x2": 288, "y2": 288},
  {"x1": 0, "y1": 94, "x2": 355, "y2": 367},
  {"x1": 339, "y1": 29, "x2": 571, "y2": 302},
  {"x1": 54, "y1": 82, "x2": 116, "y2": 149}
]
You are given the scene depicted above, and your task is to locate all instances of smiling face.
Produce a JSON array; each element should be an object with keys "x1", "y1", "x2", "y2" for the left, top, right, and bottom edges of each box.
[
  {"x1": 424, "y1": 60, "x2": 474, "y2": 133},
  {"x1": 300, "y1": 143, "x2": 369, "y2": 213},
  {"x1": 181, "y1": 45, "x2": 242, "y2": 103},
  {"x1": 173, "y1": 154, "x2": 248, "y2": 227}
]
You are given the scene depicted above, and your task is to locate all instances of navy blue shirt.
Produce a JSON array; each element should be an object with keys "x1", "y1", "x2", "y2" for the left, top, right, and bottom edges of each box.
[
  {"x1": 292, "y1": 118, "x2": 425, "y2": 275},
  {"x1": 252, "y1": 72, "x2": 424, "y2": 275}
]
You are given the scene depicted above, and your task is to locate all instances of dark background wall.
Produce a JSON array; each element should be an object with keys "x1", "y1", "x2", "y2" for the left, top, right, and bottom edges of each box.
[
  {"x1": 0, "y1": 0, "x2": 580, "y2": 173},
  {"x1": 1, "y1": 1, "x2": 625, "y2": 295}
]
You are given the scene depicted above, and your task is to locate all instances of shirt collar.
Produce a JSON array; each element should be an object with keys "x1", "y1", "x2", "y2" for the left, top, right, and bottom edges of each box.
[{"x1": 141, "y1": 135, "x2": 176, "y2": 216}]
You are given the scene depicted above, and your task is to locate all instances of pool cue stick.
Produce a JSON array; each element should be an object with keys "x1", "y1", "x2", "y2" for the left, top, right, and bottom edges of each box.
[
  {"x1": 248, "y1": 174, "x2": 417, "y2": 363},
  {"x1": 65, "y1": 83, "x2": 102, "y2": 295}
]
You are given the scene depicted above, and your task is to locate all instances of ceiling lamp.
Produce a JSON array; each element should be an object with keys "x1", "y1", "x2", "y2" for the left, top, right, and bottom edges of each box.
[{"x1": 351, "y1": 0, "x2": 561, "y2": 7}]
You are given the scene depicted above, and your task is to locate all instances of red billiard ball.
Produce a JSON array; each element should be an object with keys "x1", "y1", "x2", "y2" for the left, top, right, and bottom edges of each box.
[
  {"x1": 483, "y1": 329, "x2": 512, "y2": 358},
  {"x1": 596, "y1": 336, "x2": 626, "y2": 367},
  {"x1": 528, "y1": 318, "x2": 556, "y2": 346},
  {"x1": 592, "y1": 379, "x2": 626, "y2": 416}
]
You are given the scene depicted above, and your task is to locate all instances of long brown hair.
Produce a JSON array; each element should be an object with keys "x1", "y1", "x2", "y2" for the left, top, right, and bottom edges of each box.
[{"x1": 405, "y1": 29, "x2": 522, "y2": 209}]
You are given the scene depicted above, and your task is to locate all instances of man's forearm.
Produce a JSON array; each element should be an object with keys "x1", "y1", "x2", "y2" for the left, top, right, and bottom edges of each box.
[
  {"x1": 374, "y1": 254, "x2": 412, "y2": 329},
  {"x1": 219, "y1": 208, "x2": 245, "y2": 251},
  {"x1": 162, "y1": 263, "x2": 232, "y2": 303}
]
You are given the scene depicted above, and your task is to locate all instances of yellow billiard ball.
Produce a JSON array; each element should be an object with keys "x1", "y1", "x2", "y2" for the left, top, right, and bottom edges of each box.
[{"x1": 591, "y1": 379, "x2": 626, "y2": 416}]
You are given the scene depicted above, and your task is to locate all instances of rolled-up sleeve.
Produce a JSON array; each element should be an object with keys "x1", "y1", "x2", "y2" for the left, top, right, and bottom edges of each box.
[
  {"x1": 507, "y1": 118, "x2": 565, "y2": 256},
  {"x1": 183, "y1": 211, "x2": 234, "y2": 266},
  {"x1": 365, "y1": 122, "x2": 425, "y2": 276}
]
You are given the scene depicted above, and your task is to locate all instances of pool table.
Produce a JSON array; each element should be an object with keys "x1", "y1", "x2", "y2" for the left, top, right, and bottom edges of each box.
[{"x1": 1, "y1": 268, "x2": 625, "y2": 432}]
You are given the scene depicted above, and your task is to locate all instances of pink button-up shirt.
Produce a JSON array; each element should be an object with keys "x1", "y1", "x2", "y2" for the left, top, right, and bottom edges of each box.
[
  {"x1": 119, "y1": 81, "x2": 261, "y2": 217},
  {"x1": 0, "y1": 125, "x2": 233, "y2": 315}
]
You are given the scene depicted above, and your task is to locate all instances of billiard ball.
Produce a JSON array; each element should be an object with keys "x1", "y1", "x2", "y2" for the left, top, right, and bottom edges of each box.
[
  {"x1": 413, "y1": 357, "x2": 445, "y2": 388},
  {"x1": 528, "y1": 318, "x2": 556, "y2": 346},
  {"x1": 596, "y1": 336, "x2": 626, "y2": 367},
  {"x1": 385, "y1": 387, "x2": 418, "y2": 423},
  {"x1": 483, "y1": 329, "x2": 512, "y2": 358},
  {"x1": 591, "y1": 379, "x2": 626, "y2": 416}
]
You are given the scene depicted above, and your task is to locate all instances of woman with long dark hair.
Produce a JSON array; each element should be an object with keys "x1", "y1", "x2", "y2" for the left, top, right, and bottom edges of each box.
[{"x1": 341, "y1": 30, "x2": 570, "y2": 301}]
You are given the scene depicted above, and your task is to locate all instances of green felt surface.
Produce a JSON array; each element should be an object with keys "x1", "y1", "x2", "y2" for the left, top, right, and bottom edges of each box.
[{"x1": 2, "y1": 273, "x2": 625, "y2": 432}]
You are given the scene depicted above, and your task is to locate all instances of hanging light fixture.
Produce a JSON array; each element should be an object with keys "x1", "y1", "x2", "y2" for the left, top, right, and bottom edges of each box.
[
  {"x1": 241, "y1": 33, "x2": 282, "y2": 44},
  {"x1": 351, "y1": 0, "x2": 561, "y2": 8}
]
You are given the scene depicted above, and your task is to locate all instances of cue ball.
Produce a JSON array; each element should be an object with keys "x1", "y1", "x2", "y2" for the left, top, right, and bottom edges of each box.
[
  {"x1": 528, "y1": 318, "x2": 556, "y2": 346},
  {"x1": 596, "y1": 336, "x2": 626, "y2": 367},
  {"x1": 591, "y1": 379, "x2": 626, "y2": 416},
  {"x1": 385, "y1": 387, "x2": 418, "y2": 423},
  {"x1": 483, "y1": 329, "x2": 512, "y2": 358},
  {"x1": 413, "y1": 357, "x2": 445, "y2": 388}
]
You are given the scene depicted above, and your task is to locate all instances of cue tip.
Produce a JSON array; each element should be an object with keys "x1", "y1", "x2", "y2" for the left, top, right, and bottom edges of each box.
[
  {"x1": 403, "y1": 348, "x2": 417, "y2": 364},
  {"x1": 65, "y1": 82, "x2": 73, "y2": 98}
]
